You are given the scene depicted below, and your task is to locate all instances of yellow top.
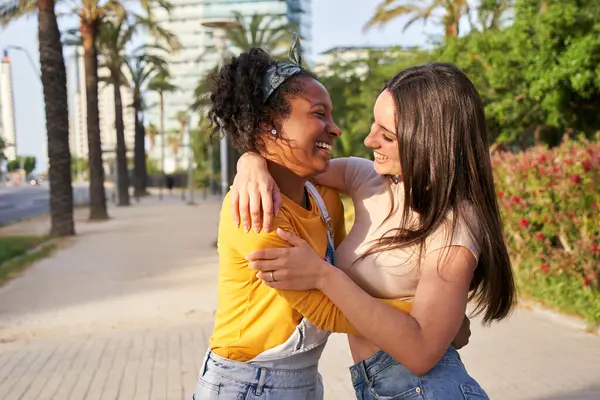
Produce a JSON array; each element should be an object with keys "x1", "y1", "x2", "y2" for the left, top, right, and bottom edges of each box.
[{"x1": 209, "y1": 184, "x2": 412, "y2": 361}]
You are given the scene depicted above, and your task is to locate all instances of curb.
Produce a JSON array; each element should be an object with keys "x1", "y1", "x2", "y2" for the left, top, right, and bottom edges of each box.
[{"x1": 517, "y1": 298, "x2": 600, "y2": 335}]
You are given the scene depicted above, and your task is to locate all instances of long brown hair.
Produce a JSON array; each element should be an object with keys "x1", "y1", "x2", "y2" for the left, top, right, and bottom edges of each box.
[{"x1": 360, "y1": 63, "x2": 515, "y2": 323}]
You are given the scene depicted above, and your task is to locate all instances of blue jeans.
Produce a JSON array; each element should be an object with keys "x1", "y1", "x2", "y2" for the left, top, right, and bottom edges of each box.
[
  {"x1": 193, "y1": 351, "x2": 324, "y2": 399},
  {"x1": 349, "y1": 347, "x2": 488, "y2": 400}
]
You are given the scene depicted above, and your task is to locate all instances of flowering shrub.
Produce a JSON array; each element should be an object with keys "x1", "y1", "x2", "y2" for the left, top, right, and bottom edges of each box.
[
  {"x1": 342, "y1": 137, "x2": 600, "y2": 323},
  {"x1": 492, "y1": 136, "x2": 600, "y2": 323}
]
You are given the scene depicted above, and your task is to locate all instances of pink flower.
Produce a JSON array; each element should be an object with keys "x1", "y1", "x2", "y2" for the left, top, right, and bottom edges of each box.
[
  {"x1": 537, "y1": 154, "x2": 547, "y2": 163},
  {"x1": 511, "y1": 195, "x2": 521, "y2": 204},
  {"x1": 583, "y1": 277, "x2": 591, "y2": 287},
  {"x1": 582, "y1": 160, "x2": 592, "y2": 173},
  {"x1": 592, "y1": 244, "x2": 599, "y2": 253},
  {"x1": 498, "y1": 191, "x2": 505, "y2": 198},
  {"x1": 571, "y1": 175, "x2": 582, "y2": 184},
  {"x1": 540, "y1": 264, "x2": 549, "y2": 273},
  {"x1": 535, "y1": 232, "x2": 545, "y2": 241},
  {"x1": 520, "y1": 219, "x2": 529, "y2": 228},
  {"x1": 568, "y1": 213, "x2": 575, "y2": 219}
]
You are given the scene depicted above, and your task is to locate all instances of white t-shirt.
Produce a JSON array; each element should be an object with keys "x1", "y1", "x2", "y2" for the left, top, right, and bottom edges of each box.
[{"x1": 334, "y1": 157, "x2": 481, "y2": 301}]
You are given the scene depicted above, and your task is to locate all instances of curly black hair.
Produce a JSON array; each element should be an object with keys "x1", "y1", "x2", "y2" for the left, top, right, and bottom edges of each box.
[{"x1": 207, "y1": 48, "x2": 316, "y2": 153}]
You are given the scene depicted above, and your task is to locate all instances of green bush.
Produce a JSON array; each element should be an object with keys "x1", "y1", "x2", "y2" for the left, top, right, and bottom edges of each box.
[
  {"x1": 342, "y1": 137, "x2": 600, "y2": 323},
  {"x1": 493, "y1": 136, "x2": 600, "y2": 323}
]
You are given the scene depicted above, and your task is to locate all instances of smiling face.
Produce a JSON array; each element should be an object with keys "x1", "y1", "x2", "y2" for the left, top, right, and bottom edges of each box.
[
  {"x1": 264, "y1": 76, "x2": 341, "y2": 178},
  {"x1": 364, "y1": 89, "x2": 402, "y2": 176}
]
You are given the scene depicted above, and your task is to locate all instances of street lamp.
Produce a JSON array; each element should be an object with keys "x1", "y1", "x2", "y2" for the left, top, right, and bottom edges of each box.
[
  {"x1": 5, "y1": 45, "x2": 41, "y2": 82},
  {"x1": 4, "y1": 45, "x2": 42, "y2": 185},
  {"x1": 199, "y1": 18, "x2": 240, "y2": 197}
]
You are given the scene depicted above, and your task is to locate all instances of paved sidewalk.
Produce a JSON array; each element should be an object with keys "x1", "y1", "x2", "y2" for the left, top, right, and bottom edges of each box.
[{"x1": 0, "y1": 195, "x2": 599, "y2": 400}]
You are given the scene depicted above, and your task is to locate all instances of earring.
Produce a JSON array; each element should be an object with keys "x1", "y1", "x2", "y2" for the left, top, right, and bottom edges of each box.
[{"x1": 271, "y1": 129, "x2": 277, "y2": 135}]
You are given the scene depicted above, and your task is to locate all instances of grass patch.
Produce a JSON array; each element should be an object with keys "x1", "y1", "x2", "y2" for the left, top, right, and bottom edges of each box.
[
  {"x1": 0, "y1": 236, "x2": 47, "y2": 265},
  {"x1": 0, "y1": 243, "x2": 56, "y2": 287},
  {"x1": 515, "y1": 268, "x2": 600, "y2": 325}
]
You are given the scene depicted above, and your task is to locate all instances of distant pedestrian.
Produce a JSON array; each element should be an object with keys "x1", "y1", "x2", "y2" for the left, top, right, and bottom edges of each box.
[{"x1": 166, "y1": 175, "x2": 174, "y2": 194}]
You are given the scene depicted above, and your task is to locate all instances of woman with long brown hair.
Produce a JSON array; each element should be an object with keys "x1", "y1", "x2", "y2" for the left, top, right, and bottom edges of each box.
[{"x1": 232, "y1": 63, "x2": 516, "y2": 399}]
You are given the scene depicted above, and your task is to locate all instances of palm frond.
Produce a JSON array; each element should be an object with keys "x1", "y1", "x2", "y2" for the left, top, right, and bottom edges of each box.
[
  {"x1": 147, "y1": 71, "x2": 178, "y2": 93},
  {"x1": 0, "y1": 0, "x2": 36, "y2": 26},
  {"x1": 226, "y1": 11, "x2": 294, "y2": 54},
  {"x1": 365, "y1": 0, "x2": 440, "y2": 31}
]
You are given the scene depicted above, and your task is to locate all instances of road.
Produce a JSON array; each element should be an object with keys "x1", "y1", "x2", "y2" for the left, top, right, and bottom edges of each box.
[{"x1": 0, "y1": 183, "x2": 109, "y2": 226}]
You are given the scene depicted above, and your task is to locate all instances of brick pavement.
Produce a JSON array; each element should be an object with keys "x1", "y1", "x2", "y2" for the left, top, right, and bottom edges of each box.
[{"x1": 0, "y1": 194, "x2": 598, "y2": 400}]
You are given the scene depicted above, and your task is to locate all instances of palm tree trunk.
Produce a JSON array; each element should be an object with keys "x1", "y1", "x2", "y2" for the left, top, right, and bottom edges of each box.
[
  {"x1": 81, "y1": 20, "x2": 108, "y2": 220},
  {"x1": 159, "y1": 90, "x2": 165, "y2": 200},
  {"x1": 446, "y1": 23, "x2": 459, "y2": 38},
  {"x1": 37, "y1": 0, "x2": 75, "y2": 237},
  {"x1": 112, "y1": 75, "x2": 130, "y2": 206},
  {"x1": 133, "y1": 94, "x2": 146, "y2": 197}
]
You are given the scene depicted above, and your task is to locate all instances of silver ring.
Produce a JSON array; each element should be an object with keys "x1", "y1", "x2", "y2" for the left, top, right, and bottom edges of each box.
[{"x1": 270, "y1": 271, "x2": 275, "y2": 282}]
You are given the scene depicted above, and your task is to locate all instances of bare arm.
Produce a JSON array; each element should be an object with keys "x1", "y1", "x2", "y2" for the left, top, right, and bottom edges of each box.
[
  {"x1": 317, "y1": 247, "x2": 474, "y2": 375},
  {"x1": 232, "y1": 153, "x2": 351, "y2": 233},
  {"x1": 312, "y1": 158, "x2": 350, "y2": 192},
  {"x1": 248, "y1": 229, "x2": 476, "y2": 375}
]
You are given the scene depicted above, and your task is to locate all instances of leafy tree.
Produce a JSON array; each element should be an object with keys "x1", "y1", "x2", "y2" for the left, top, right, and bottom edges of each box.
[
  {"x1": 438, "y1": 0, "x2": 600, "y2": 147},
  {"x1": 0, "y1": 136, "x2": 5, "y2": 161},
  {"x1": 319, "y1": 48, "x2": 431, "y2": 158},
  {"x1": 7, "y1": 156, "x2": 36, "y2": 174}
]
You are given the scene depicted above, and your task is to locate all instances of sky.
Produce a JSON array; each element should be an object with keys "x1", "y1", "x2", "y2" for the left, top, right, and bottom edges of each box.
[{"x1": 0, "y1": 0, "x2": 442, "y2": 172}]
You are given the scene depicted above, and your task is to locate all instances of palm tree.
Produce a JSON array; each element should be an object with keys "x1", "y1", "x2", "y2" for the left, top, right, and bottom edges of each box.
[
  {"x1": 146, "y1": 123, "x2": 159, "y2": 151},
  {"x1": 0, "y1": 0, "x2": 75, "y2": 236},
  {"x1": 470, "y1": 0, "x2": 512, "y2": 32},
  {"x1": 4, "y1": 0, "x2": 167, "y2": 219},
  {"x1": 147, "y1": 71, "x2": 177, "y2": 199},
  {"x1": 172, "y1": 110, "x2": 188, "y2": 171},
  {"x1": 175, "y1": 110, "x2": 187, "y2": 136},
  {"x1": 364, "y1": 0, "x2": 468, "y2": 39},
  {"x1": 126, "y1": 51, "x2": 168, "y2": 196},
  {"x1": 97, "y1": 19, "x2": 132, "y2": 206},
  {"x1": 227, "y1": 11, "x2": 295, "y2": 57},
  {"x1": 167, "y1": 129, "x2": 181, "y2": 171},
  {"x1": 97, "y1": 15, "x2": 176, "y2": 205}
]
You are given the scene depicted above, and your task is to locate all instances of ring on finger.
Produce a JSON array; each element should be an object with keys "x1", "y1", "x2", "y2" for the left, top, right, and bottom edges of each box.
[{"x1": 270, "y1": 271, "x2": 276, "y2": 282}]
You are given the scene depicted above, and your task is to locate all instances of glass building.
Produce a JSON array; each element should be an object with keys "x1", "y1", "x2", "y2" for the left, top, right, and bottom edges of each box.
[{"x1": 146, "y1": 0, "x2": 312, "y2": 153}]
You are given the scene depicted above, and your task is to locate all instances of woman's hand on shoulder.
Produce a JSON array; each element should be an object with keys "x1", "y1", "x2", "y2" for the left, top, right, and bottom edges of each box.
[{"x1": 231, "y1": 153, "x2": 283, "y2": 234}]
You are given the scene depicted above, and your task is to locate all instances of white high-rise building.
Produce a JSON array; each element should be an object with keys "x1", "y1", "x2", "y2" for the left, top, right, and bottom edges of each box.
[
  {"x1": 0, "y1": 51, "x2": 17, "y2": 161},
  {"x1": 67, "y1": 47, "x2": 136, "y2": 169},
  {"x1": 146, "y1": 0, "x2": 312, "y2": 173}
]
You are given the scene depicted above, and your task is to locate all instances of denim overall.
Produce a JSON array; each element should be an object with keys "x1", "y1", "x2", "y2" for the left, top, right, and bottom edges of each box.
[{"x1": 194, "y1": 182, "x2": 335, "y2": 399}]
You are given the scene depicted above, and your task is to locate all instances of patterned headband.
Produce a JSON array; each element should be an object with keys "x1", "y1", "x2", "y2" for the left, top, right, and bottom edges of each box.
[{"x1": 261, "y1": 33, "x2": 304, "y2": 103}]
